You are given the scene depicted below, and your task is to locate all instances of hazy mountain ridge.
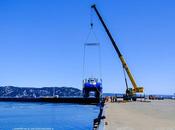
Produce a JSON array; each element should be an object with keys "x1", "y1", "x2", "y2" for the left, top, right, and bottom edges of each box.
[{"x1": 0, "y1": 86, "x2": 81, "y2": 98}]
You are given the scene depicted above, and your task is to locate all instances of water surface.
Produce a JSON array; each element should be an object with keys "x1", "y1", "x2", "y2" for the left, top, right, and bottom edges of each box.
[{"x1": 0, "y1": 102, "x2": 99, "y2": 130}]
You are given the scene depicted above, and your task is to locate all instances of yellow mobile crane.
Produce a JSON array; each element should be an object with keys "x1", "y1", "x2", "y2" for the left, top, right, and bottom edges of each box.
[{"x1": 91, "y1": 4, "x2": 144, "y2": 101}]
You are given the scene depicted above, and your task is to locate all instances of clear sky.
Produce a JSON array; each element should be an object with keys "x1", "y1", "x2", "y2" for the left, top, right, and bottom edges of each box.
[{"x1": 0, "y1": 0, "x2": 175, "y2": 94}]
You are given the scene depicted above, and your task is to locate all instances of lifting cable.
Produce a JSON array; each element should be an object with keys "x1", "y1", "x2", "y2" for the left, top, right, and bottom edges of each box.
[
  {"x1": 82, "y1": 9, "x2": 103, "y2": 97},
  {"x1": 123, "y1": 66, "x2": 129, "y2": 90},
  {"x1": 82, "y1": 8, "x2": 102, "y2": 81}
]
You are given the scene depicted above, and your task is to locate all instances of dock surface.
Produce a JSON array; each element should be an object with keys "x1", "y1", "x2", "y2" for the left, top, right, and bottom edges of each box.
[
  {"x1": 0, "y1": 97, "x2": 100, "y2": 105},
  {"x1": 105, "y1": 100, "x2": 175, "y2": 130}
]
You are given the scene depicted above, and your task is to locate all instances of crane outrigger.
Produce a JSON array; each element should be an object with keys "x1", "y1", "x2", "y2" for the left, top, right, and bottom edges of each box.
[{"x1": 91, "y1": 4, "x2": 144, "y2": 101}]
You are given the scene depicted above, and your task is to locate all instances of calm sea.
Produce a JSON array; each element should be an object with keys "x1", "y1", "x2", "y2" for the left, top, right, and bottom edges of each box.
[{"x1": 0, "y1": 102, "x2": 99, "y2": 130}]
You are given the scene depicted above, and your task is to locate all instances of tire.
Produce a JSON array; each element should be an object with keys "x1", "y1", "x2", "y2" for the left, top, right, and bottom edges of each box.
[{"x1": 132, "y1": 97, "x2": 137, "y2": 101}]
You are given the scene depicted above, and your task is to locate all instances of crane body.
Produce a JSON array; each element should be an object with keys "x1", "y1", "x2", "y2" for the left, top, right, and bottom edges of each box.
[{"x1": 91, "y1": 4, "x2": 144, "y2": 101}]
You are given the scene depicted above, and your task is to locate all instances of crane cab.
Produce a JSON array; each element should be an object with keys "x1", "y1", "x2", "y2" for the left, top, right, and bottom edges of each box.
[
  {"x1": 124, "y1": 87, "x2": 144, "y2": 101},
  {"x1": 134, "y1": 87, "x2": 144, "y2": 93}
]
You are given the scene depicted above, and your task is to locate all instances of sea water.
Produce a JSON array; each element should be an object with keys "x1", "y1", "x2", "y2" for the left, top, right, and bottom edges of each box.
[{"x1": 0, "y1": 102, "x2": 99, "y2": 130}]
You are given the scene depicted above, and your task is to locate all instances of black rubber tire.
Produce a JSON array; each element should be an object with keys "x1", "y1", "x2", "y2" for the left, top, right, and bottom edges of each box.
[{"x1": 132, "y1": 97, "x2": 137, "y2": 101}]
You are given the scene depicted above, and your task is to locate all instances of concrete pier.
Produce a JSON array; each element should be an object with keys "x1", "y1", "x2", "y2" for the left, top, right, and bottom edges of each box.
[
  {"x1": 0, "y1": 97, "x2": 100, "y2": 105},
  {"x1": 105, "y1": 100, "x2": 175, "y2": 130}
]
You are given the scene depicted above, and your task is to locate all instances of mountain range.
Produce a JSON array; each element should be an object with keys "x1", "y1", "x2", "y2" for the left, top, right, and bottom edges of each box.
[{"x1": 0, "y1": 86, "x2": 81, "y2": 98}]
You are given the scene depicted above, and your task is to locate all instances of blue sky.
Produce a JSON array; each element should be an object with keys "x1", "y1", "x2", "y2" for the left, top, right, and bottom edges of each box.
[{"x1": 0, "y1": 0, "x2": 175, "y2": 94}]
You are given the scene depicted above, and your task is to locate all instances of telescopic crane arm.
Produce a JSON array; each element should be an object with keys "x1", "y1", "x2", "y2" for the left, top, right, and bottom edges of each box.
[{"x1": 91, "y1": 4, "x2": 143, "y2": 93}]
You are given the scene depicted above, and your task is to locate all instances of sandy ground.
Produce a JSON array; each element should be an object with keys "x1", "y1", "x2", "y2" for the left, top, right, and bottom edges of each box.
[{"x1": 105, "y1": 100, "x2": 175, "y2": 130}]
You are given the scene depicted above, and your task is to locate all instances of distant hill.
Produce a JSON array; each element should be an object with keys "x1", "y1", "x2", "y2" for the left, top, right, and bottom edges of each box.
[{"x1": 0, "y1": 86, "x2": 81, "y2": 98}]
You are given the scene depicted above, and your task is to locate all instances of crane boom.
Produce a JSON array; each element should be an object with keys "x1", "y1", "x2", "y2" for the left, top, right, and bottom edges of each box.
[{"x1": 91, "y1": 4, "x2": 143, "y2": 93}]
